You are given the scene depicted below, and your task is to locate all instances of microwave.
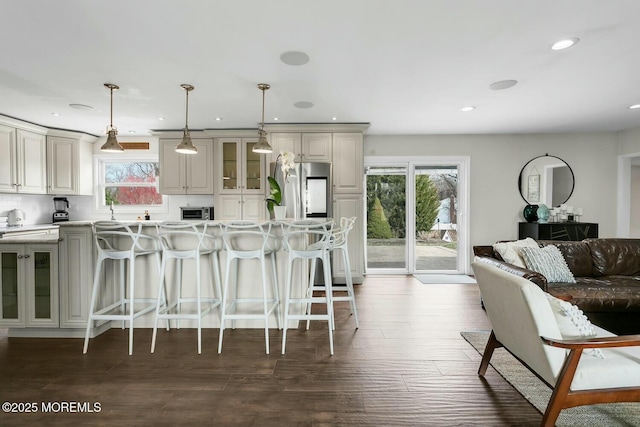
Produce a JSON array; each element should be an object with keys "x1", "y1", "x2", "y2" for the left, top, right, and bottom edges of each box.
[{"x1": 180, "y1": 206, "x2": 214, "y2": 220}]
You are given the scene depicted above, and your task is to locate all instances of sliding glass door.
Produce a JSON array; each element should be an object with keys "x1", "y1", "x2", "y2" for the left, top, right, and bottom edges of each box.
[{"x1": 365, "y1": 157, "x2": 468, "y2": 275}]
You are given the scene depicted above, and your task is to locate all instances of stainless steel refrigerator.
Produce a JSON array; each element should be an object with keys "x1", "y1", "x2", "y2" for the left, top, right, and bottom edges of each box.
[{"x1": 270, "y1": 162, "x2": 332, "y2": 220}]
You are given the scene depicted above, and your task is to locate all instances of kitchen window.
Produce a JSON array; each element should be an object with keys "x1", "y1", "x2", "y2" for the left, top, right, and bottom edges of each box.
[{"x1": 95, "y1": 155, "x2": 167, "y2": 213}]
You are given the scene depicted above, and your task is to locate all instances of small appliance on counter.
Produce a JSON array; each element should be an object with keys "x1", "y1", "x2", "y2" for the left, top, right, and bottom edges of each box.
[
  {"x1": 52, "y1": 197, "x2": 70, "y2": 223},
  {"x1": 8, "y1": 209, "x2": 25, "y2": 227},
  {"x1": 180, "y1": 206, "x2": 214, "y2": 220}
]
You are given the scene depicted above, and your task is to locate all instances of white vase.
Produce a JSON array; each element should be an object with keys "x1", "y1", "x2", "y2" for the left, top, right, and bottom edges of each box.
[{"x1": 274, "y1": 205, "x2": 286, "y2": 221}]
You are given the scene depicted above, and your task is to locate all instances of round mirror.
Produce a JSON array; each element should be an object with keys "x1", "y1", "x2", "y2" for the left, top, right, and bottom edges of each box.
[{"x1": 518, "y1": 154, "x2": 574, "y2": 206}]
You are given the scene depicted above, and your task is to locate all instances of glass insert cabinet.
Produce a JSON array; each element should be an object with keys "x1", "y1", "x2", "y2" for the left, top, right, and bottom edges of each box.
[
  {"x1": 0, "y1": 244, "x2": 58, "y2": 327},
  {"x1": 218, "y1": 138, "x2": 265, "y2": 194}
]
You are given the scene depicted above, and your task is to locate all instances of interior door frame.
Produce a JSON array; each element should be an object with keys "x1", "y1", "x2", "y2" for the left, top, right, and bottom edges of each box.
[{"x1": 364, "y1": 156, "x2": 471, "y2": 275}]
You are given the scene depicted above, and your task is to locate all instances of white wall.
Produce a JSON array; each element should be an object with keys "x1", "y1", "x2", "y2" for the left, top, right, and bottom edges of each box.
[
  {"x1": 631, "y1": 165, "x2": 640, "y2": 237},
  {"x1": 365, "y1": 132, "x2": 619, "y2": 250}
]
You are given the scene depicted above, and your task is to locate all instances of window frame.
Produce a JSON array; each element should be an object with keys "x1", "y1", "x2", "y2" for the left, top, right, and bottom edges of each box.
[{"x1": 93, "y1": 154, "x2": 168, "y2": 215}]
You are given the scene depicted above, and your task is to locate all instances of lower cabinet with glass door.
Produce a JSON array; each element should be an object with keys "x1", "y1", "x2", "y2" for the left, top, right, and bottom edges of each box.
[{"x1": 0, "y1": 243, "x2": 58, "y2": 328}]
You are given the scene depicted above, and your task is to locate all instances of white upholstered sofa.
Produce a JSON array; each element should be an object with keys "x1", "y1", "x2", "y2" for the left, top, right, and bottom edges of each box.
[{"x1": 471, "y1": 261, "x2": 640, "y2": 426}]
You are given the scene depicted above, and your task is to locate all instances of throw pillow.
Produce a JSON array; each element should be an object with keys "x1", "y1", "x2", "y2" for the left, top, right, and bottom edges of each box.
[
  {"x1": 492, "y1": 238, "x2": 539, "y2": 268},
  {"x1": 545, "y1": 293, "x2": 605, "y2": 359},
  {"x1": 520, "y1": 245, "x2": 576, "y2": 283}
]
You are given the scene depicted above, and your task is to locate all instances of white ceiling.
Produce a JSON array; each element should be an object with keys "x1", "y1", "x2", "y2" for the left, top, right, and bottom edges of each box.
[{"x1": 1, "y1": 0, "x2": 640, "y2": 137}]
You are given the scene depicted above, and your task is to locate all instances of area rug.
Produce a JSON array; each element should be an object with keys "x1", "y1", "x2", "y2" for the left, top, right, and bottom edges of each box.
[
  {"x1": 413, "y1": 274, "x2": 476, "y2": 284},
  {"x1": 461, "y1": 330, "x2": 640, "y2": 426}
]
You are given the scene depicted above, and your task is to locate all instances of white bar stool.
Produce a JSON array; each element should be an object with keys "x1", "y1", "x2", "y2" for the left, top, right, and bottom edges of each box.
[
  {"x1": 218, "y1": 221, "x2": 281, "y2": 354},
  {"x1": 281, "y1": 220, "x2": 335, "y2": 355},
  {"x1": 324, "y1": 216, "x2": 359, "y2": 329},
  {"x1": 151, "y1": 221, "x2": 223, "y2": 354},
  {"x1": 83, "y1": 221, "x2": 163, "y2": 355}
]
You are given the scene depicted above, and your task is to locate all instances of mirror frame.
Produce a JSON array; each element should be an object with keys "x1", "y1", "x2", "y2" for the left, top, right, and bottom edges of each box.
[{"x1": 518, "y1": 154, "x2": 575, "y2": 206}]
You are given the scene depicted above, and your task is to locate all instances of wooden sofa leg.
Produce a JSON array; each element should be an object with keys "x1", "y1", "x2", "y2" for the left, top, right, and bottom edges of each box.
[{"x1": 478, "y1": 330, "x2": 501, "y2": 376}]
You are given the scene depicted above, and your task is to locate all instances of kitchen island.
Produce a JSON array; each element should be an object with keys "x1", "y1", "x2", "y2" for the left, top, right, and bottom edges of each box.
[{"x1": 1, "y1": 220, "x2": 315, "y2": 338}]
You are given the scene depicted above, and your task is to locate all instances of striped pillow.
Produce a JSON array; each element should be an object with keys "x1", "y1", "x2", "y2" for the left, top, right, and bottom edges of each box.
[{"x1": 520, "y1": 245, "x2": 576, "y2": 283}]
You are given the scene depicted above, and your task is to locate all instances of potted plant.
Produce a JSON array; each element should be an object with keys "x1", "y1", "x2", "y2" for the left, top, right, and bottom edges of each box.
[{"x1": 266, "y1": 150, "x2": 296, "y2": 219}]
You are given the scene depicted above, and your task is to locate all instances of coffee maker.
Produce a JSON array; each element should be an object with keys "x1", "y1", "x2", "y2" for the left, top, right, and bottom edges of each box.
[{"x1": 53, "y1": 197, "x2": 70, "y2": 223}]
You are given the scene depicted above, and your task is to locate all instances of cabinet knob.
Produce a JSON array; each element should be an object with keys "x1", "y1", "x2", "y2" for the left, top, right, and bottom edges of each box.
[
  {"x1": 17, "y1": 255, "x2": 23, "y2": 259},
  {"x1": 24, "y1": 254, "x2": 30, "y2": 258}
]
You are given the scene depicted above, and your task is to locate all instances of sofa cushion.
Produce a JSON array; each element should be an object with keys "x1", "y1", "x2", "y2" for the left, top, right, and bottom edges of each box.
[
  {"x1": 520, "y1": 245, "x2": 576, "y2": 283},
  {"x1": 492, "y1": 238, "x2": 539, "y2": 268},
  {"x1": 545, "y1": 293, "x2": 605, "y2": 358},
  {"x1": 585, "y1": 238, "x2": 640, "y2": 277},
  {"x1": 541, "y1": 240, "x2": 594, "y2": 277}
]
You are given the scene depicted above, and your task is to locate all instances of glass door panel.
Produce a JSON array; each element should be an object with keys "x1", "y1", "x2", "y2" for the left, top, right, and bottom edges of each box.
[
  {"x1": 413, "y1": 165, "x2": 459, "y2": 272},
  {"x1": 244, "y1": 141, "x2": 263, "y2": 191},
  {"x1": 33, "y1": 252, "x2": 51, "y2": 319},
  {"x1": 1, "y1": 252, "x2": 19, "y2": 320},
  {"x1": 365, "y1": 166, "x2": 407, "y2": 272},
  {"x1": 222, "y1": 141, "x2": 238, "y2": 190}
]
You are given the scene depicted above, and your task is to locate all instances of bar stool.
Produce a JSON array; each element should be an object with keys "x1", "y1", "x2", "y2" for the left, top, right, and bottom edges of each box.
[
  {"x1": 281, "y1": 220, "x2": 335, "y2": 355},
  {"x1": 218, "y1": 221, "x2": 281, "y2": 354},
  {"x1": 151, "y1": 221, "x2": 223, "y2": 354},
  {"x1": 326, "y1": 216, "x2": 359, "y2": 329},
  {"x1": 83, "y1": 221, "x2": 163, "y2": 355}
]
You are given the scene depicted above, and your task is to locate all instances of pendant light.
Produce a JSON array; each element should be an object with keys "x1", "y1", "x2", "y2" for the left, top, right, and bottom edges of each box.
[
  {"x1": 100, "y1": 83, "x2": 124, "y2": 152},
  {"x1": 175, "y1": 83, "x2": 198, "y2": 154},
  {"x1": 252, "y1": 83, "x2": 273, "y2": 154}
]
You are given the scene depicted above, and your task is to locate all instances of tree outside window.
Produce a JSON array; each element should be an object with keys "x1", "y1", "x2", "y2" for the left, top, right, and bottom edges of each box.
[{"x1": 102, "y1": 161, "x2": 163, "y2": 206}]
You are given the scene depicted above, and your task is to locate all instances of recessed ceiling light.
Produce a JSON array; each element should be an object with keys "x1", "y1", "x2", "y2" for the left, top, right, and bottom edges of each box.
[
  {"x1": 331, "y1": 117, "x2": 338, "y2": 121},
  {"x1": 294, "y1": 101, "x2": 314, "y2": 109},
  {"x1": 51, "y1": 112, "x2": 60, "y2": 116},
  {"x1": 551, "y1": 38, "x2": 580, "y2": 51},
  {"x1": 629, "y1": 104, "x2": 640, "y2": 109},
  {"x1": 128, "y1": 130, "x2": 136, "y2": 134},
  {"x1": 157, "y1": 117, "x2": 165, "y2": 121},
  {"x1": 280, "y1": 51, "x2": 310, "y2": 66},
  {"x1": 273, "y1": 117, "x2": 279, "y2": 121},
  {"x1": 68, "y1": 103, "x2": 94, "y2": 111},
  {"x1": 460, "y1": 106, "x2": 475, "y2": 112},
  {"x1": 489, "y1": 80, "x2": 518, "y2": 90},
  {"x1": 215, "y1": 117, "x2": 223, "y2": 121}
]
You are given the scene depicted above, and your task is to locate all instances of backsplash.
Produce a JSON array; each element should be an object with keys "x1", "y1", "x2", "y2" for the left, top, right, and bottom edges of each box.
[{"x1": 0, "y1": 194, "x2": 216, "y2": 225}]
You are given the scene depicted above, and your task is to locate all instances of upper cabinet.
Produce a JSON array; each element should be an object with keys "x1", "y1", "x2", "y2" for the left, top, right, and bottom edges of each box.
[
  {"x1": 216, "y1": 138, "x2": 265, "y2": 194},
  {"x1": 159, "y1": 138, "x2": 214, "y2": 194},
  {"x1": 0, "y1": 124, "x2": 47, "y2": 194},
  {"x1": 332, "y1": 133, "x2": 364, "y2": 193},
  {"x1": 47, "y1": 132, "x2": 97, "y2": 195},
  {"x1": 268, "y1": 132, "x2": 332, "y2": 164}
]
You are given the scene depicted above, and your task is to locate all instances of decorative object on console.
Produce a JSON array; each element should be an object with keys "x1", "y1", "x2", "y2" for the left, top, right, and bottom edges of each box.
[
  {"x1": 252, "y1": 83, "x2": 273, "y2": 154},
  {"x1": 175, "y1": 84, "x2": 197, "y2": 154},
  {"x1": 100, "y1": 83, "x2": 124, "y2": 152},
  {"x1": 536, "y1": 204, "x2": 550, "y2": 223},
  {"x1": 522, "y1": 204, "x2": 538, "y2": 222}
]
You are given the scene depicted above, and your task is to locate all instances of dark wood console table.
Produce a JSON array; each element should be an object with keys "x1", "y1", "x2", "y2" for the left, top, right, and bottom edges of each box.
[{"x1": 518, "y1": 222, "x2": 599, "y2": 241}]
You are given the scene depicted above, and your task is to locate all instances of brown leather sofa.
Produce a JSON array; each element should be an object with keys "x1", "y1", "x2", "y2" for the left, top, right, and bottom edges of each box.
[{"x1": 473, "y1": 238, "x2": 640, "y2": 334}]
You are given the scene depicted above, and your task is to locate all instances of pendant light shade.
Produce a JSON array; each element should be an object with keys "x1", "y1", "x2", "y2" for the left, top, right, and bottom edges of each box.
[
  {"x1": 100, "y1": 83, "x2": 124, "y2": 152},
  {"x1": 175, "y1": 84, "x2": 198, "y2": 154},
  {"x1": 252, "y1": 83, "x2": 273, "y2": 154}
]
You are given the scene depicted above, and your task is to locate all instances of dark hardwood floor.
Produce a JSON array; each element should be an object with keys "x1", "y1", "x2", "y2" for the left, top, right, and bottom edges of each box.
[{"x1": 0, "y1": 275, "x2": 542, "y2": 426}]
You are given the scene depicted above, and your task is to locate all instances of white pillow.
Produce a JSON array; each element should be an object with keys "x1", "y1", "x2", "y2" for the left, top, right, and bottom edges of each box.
[
  {"x1": 492, "y1": 238, "x2": 539, "y2": 268},
  {"x1": 545, "y1": 293, "x2": 605, "y2": 359},
  {"x1": 520, "y1": 245, "x2": 576, "y2": 283}
]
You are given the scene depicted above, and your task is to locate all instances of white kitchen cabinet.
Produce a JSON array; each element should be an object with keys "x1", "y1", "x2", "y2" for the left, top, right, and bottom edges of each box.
[
  {"x1": 332, "y1": 194, "x2": 364, "y2": 285},
  {"x1": 0, "y1": 125, "x2": 47, "y2": 194},
  {"x1": 0, "y1": 243, "x2": 59, "y2": 327},
  {"x1": 268, "y1": 133, "x2": 332, "y2": 164},
  {"x1": 47, "y1": 134, "x2": 95, "y2": 195},
  {"x1": 159, "y1": 138, "x2": 214, "y2": 194},
  {"x1": 332, "y1": 133, "x2": 363, "y2": 193},
  {"x1": 215, "y1": 194, "x2": 266, "y2": 221},
  {"x1": 58, "y1": 226, "x2": 94, "y2": 328},
  {"x1": 217, "y1": 138, "x2": 265, "y2": 194}
]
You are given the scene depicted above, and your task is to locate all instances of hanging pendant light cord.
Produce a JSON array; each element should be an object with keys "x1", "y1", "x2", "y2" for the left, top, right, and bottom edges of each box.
[
  {"x1": 185, "y1": 88, "x2": 189, "y2": 129},
  {"x1": 260, "y1": 87, "x2": 265, "y2": 131},
  {"x1": 109, "y1": 86, "x2": 114, "y2": 130}
]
